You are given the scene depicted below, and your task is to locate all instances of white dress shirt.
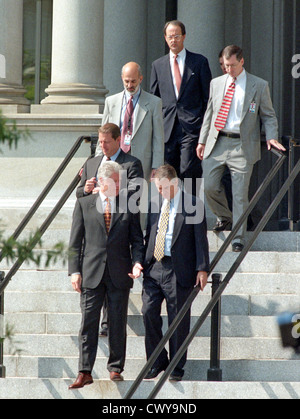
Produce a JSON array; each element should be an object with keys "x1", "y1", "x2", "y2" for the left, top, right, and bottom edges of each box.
[
  {"x1": 223, "y1": 69, "x2": 247, "y2": 133},
  {"x1": 120, "y1": 88, "x2": 141, "y2": 133},
  {"x1": 169, "y1": 48, "x2": 186, "y2": 98}
]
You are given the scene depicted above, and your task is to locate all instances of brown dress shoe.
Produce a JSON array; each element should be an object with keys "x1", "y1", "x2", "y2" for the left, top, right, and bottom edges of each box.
[
  {"x1": 110, "y1": 371, "x2": 124, "y2": 381},
  {"x1": 69, "y1": 372, "x2": 93, "y2": 389}
]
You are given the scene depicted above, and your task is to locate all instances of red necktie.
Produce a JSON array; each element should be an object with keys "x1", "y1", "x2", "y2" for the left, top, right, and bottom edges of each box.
[
  {"x1": 214, "y1": 77, "x2": 236, "y2": 131},
  {"x1": 104, "y1": 198, "x2": 111, "y2": 234},
  {"x1": 121, "y1": 95, "x2": 134, "y2": 153},
  {"x1": 173, "y1": 54, "x2": 182, "y2": 95}
]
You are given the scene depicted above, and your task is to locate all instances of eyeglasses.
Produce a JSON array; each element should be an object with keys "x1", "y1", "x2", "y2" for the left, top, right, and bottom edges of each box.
[{"x1": 166, "y1": 35, "x2": 183, "y2": 41}]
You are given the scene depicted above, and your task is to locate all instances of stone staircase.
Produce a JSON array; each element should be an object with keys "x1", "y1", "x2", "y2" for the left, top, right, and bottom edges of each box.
[{"x1": 1, "y1": 197, "x2": 300, "y2": 399}]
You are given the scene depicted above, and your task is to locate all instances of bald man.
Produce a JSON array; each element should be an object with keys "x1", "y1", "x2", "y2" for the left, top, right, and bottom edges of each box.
[{"x1": 96, "y1": 62, "x2": 164, "y2": 183}]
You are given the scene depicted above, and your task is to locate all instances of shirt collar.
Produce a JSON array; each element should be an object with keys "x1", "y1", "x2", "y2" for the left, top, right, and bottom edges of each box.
[{"x1": 170, "y1": 48, "x2": 186, "y2": 60}]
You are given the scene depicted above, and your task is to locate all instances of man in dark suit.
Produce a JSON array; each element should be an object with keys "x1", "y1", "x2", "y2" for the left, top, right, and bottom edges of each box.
[
  {"x1": 68, "y1": 161, "x2": 144, "y2": 388},
  {"x1": 77, "y1": 122, "x2": 144, "y2": 199},
  {"x1": 142, "y1": 165, "x2": 209, "y2": 381},
  {"x1": 150, "y1": 20, "x2": 212, "y2": 195},
  {"x1": 77, "y1": 122, "x2": 144, "y2": 337}
]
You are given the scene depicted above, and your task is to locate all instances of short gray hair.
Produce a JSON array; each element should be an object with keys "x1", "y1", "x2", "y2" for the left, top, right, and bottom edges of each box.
[{"x1": 97, "y1": 161, "x2": 122, "y2": 180}]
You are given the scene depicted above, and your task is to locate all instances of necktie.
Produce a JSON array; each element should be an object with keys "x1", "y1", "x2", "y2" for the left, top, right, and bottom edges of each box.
[
  {"x1": 154, "y1": 201, "x2": 170, "y2": 262},
  {"x1": 104, "y1": 198, "x2": 111, "y2": 234},
  {"x1": 214, "y1": 77, "x2": 236, "y2": 131},
  {"x1": 121, "y1": 95, "x2": 134, "y2": 153},
  {"x1": 173, "y1": 54, "x2": 182, "y2": 95}
]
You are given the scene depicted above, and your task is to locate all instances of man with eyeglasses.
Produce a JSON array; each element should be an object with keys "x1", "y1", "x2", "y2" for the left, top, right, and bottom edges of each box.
[{"x1": 150, "y1": 20, "x2": 212, "y2": 197}]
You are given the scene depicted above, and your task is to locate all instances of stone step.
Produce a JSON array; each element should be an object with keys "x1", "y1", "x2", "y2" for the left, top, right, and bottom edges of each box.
[
  {"x1": 4, "y1": 270, "x2": 300, "y2": 295},
  {"x1": 2, "y1": 222, "x2": 300, "y2": 252},
  {"x1": 2, "y1": 250, "x2": 300, "y2": 273},
  {"x1": 3, "y1": 335, "x2": 295, "y2": 361},
  {"x1": 3, "y1": 356, "x2": 299, "y2": 383},
  {"x1": 4, "y1": 288, "x2": 300, "y2": 317},
  {"x1": 1, "y1": 378, "x2": 300, "y2": 399},
  {"x1": 2, "y1": 313, "x2": 283, "y2": 338}
]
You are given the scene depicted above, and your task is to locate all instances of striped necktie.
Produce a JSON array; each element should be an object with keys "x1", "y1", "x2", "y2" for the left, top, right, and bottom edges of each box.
[
  {"x1": 104, "y1": 198, "x2": 111, "y2": 234},
  {"x1": 214, "y1": 77, "x2": 236, "y2": 131},
  {"x1": 154, "y1": 201, "x2": 170, "y2": 262}
]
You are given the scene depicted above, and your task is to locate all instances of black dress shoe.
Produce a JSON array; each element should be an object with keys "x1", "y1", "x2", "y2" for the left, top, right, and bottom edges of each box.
[
  {"x1": 232, "y1": 242, "x2": 244, "y2": 252},
  {"x1": 144, "y1": 365, "x2": 167, "y2": 380},
  {"x1": 169, "y1": 372, "x2": 183, "y2": 382},
  {"x1": 213, "y1": 220, "x2": 232, "y2": 232}
]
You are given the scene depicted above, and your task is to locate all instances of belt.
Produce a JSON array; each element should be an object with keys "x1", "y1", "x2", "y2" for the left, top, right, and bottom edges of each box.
[{"x1": 219, "y1": 131, "x2": 240, "y2": 139}]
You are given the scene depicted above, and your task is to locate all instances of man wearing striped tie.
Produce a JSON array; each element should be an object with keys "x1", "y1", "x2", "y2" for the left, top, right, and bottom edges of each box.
[
  {"x1": 197, "y1": 45, "x2": 285, "y2": 252},
  {"x1": 142, "y1": 164, "x2": 209, "y2": 381}
]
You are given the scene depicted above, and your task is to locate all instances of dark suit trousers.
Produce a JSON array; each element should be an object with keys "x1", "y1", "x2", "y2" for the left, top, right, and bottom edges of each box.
[
  {"x1": 165, "y1": 118, "x2": 202, "y2": 196},
  {"x1": 142, "y1": 257, "x2": 193, "y2": 376},
  {"x1": 78, "y1": 266, "x2": 130, "y2": 374}
]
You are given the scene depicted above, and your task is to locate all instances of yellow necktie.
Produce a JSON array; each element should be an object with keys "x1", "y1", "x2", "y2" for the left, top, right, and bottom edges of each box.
[{"x1": 154, "y1": 201, "x2": 170, "y2": 262}]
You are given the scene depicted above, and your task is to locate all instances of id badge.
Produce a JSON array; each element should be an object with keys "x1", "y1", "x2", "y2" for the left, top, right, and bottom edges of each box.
[
  {"x1": 249, "y1": 102, "x2": 256, "y2": 113},
  {"x1": 124, "y1": 134, "x2": 132, "y2": 146}
]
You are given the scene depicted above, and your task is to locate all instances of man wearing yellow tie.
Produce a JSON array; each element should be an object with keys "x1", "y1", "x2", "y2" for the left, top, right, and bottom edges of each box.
[{"x1": 142, "y1": 164, "x2": 210, "y2": 381}]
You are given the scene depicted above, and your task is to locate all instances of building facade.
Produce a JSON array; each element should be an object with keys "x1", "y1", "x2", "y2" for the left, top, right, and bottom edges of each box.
[{"x1": 0, "y1": 0, "x2": 299, "y2": 226}]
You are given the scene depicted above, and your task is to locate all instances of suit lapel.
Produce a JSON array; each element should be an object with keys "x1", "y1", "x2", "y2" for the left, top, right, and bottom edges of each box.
[
  {"x1": 132, "y1": 90, "x2": 147, "y2": 138},
  {"x1": 171, "y1": 191, "x2": 185, "y2": 247},
  {"x1": 110, "y1": 92, "x2": 123, "y2": 124},
  {"x1": 240, "y1": 72, "x2": 257, "y2": 124},
  {"x1": 178, "y1": 50, "x2": 193, "y2": 100},
  {"x1": 91, "y1": 194, "x2": 107, "y2": 233}
]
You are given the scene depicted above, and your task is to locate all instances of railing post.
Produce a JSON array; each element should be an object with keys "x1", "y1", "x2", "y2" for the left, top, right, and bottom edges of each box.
[
  {"x1": 207, "y1": 273, "x2": 222, "y2": 381},
  {"x1": 0, "y1": 271, "x2": 6, "y2": 378}
]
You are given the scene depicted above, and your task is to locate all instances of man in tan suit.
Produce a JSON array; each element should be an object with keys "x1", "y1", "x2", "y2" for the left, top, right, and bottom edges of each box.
[
  {"x1": 96, "y1": 62, "x2": 164, "y2": 184},
  {"x1": 197, "y1": 45, "x2": 285, "y2": 251}
]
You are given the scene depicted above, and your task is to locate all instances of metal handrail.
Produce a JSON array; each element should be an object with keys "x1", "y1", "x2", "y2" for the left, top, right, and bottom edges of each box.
[
  {"x1": 147, "y1": 155, "x2": 300, "y2": 400},
  {"x1": 0, "y1": 134, "x2": 95, "y2": 264},
  {"x1": 0, "y1": 134, "x2": 96, "y2": 377},
  {"x1": 0, "y1": 135, "x2": 97, "y2": 294},
  {"x1": 124, "y1": 147, "x2": 287, "y2": 399}
]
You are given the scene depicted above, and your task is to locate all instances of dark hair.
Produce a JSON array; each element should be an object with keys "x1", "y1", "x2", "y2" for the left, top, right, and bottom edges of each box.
[
  {"x1": 223, "y1": 45, "x2": 243, "y2": 61},
  {"x1": 98, "y1": 123, "x2": 121, "y2": 140},
  {"x1": 154, "y1": 164, "x2": 178, "y2": 180},
  {"x1": 164, "y1": 20, "x2": 186, "y2": 36}
]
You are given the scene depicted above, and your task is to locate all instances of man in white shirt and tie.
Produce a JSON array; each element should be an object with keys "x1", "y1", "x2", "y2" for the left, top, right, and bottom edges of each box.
[
  {"x1": 150, "y1": 20, "x2": 212, "y2": 196},
  {"x1": 197, "y1": 45, "x2": 285, "y2": 251}
]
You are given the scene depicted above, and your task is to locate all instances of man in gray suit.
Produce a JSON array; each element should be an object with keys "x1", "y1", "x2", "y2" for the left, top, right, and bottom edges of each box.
[
  {"x1": 96, "y1": 62, "x2": 164, "y2": 184},
  {"x1": 197, "y1": 45, "x2": 285, "y2": 251}
]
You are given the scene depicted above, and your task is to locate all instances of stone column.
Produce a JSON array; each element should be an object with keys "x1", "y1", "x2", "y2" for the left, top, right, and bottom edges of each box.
[
  {"x1": 0, "y1": 0, "x2": 30, "y2": 112},
  {"x1": 103, "y1": 0, "x2": 148, "y2": 96},
  {"x1": 41, "y1": 0, "x2": 108, "y2": 111},
  {"x1": 177, "y1": 0, "x2": 226, "y2": 77}
]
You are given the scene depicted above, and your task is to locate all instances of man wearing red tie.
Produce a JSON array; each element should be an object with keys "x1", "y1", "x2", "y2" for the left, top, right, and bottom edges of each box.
[
  {"x1": 197, "y1": 45, "x2": 285, "y2": 251},
  {"x1": 68, "y1": 162, "x2": 144, "y2": 388},
  {"x1": 150, "y1": 21, "x2": 212, "y2": 196}
]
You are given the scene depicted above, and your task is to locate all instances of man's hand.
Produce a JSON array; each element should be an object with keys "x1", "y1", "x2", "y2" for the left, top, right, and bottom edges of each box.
[
  {"x1": 84, "y1": 177, "x2": 97, "y2": 194},
  {"x1": 71, "y1": 273, "x2": 82, "y2": 293},
  {"x1": 267, "y1": 139, "x2": 286, "y2": 152},
  {"x1": 128, "y1": 263, "x2": 143, "y2": 279},
  {"x1": 196, "y1": 144, "x2": 206, "y2": 160},
  {"x1": 195, "y1": 271, "x2": 208, "y2": 291}
]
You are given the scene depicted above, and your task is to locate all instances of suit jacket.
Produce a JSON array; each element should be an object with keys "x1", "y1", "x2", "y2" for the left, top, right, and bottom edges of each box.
[
  {"x1": 98, "y1": 89, "x2": 164, "y2": 181},
  {"x1": 68, "y1": 193, "x2": 145, "y2": 289},
  {"x1": 150, "y1": 49, "x2": 212, "y2": 142},
  {"x1": 76, "y1": 149, "x2": 144, "y2": 198},
  {"x1": 199, "y1": 71, "x2": 279, "y2": 164},
  {"x1": 144, "y1": 191, "x2": 210, "y2": 288}
]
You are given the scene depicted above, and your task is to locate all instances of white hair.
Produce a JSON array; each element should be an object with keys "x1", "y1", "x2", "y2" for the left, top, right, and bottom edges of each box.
[{"x1": 97, "y1": 161, "x2": 121, "y2": 180}]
